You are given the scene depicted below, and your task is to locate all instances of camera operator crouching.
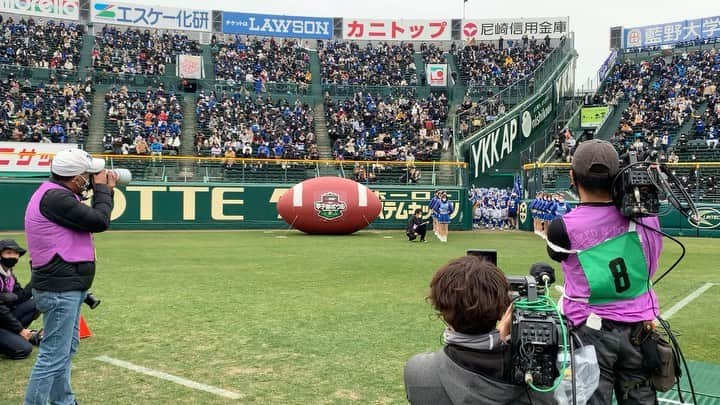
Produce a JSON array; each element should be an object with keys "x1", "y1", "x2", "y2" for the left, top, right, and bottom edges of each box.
[
  {"x1": 545, "y1": 140, "x2": 663, "y2": 404},
  {"x1": 404, "y1": 256, "x2": 555, "y2": 404}
]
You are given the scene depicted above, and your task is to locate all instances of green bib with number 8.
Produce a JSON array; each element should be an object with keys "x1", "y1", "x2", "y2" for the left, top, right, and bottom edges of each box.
[{"x1": 577, "y1": 224, "x2": 650, "y2": 305}]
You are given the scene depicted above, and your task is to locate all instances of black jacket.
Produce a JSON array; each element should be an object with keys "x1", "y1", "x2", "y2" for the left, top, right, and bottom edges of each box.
[
  {"x1": 0, "y1": 270, "x2": 32, "y2": 333},
  {"x1": 30, "y1": 181, "x2": 113, "y2": 292}
]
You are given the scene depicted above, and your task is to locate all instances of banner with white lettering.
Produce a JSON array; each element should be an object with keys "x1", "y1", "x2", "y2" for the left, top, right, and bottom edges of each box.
[
  {"x1": 343, "y1": 18, "x2": 451, "y2": 41},
  {"x1": 461, "y1": 17, "x2": 569, "y2": 41},
  {"x1": 623, "y1": 16, "x2": 720, "y2": 48},
  {"x1": 0, "y1": 0, "x2": 79, "y2": 20},
  {"x1": 426, "y1": 64, "x2": 448, "y2": 87},
  {"x1": 177, "y1": 55, "x2": 203, "y2": 79},
  {"x1": 90, "y1": 0, "x2": 210, "y2": 32},
  {"x1": 0, "y1": 142, "x2": 75, "y2": 174},
  {"x1": 467, "y1": 87, "x2": 555, "y2": 179},
  {"x1": 222, "y1": 12, "x2": 332, "y2": 39}
]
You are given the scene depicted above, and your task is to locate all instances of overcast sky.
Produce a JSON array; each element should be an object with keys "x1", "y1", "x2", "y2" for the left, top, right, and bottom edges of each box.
[{"x1": 123, "y1": 0, "x2": 718, "y2": 89}]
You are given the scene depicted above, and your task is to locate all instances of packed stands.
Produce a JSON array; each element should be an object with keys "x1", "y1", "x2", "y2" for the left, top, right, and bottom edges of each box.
[
  {"x1": 93, "y1": 26, "x2": 201, "y2": 75},
  {"x1": 0, "y1": 76, "x2": 92, "y2": 144},
  {"x1": 194, "y1": 92, "x2": 317, "y2": 160},
  {"x1": 212, "y1": 36, "x2": 311, "y2": 93},
  {"x1": 324, "y1": 92, "x2": 449, "y2": 162},
  {"x1": 453, "y1": 40, "x2": 552, "y2": 88},
  {"x1": 0, "y1": 16, "x2": 83, "y2": 70},
  {"x1": 318, "y1": 41, "x2": 417, "y2": 86},
  {"x1": 103, "y1": 84, "x2": 183, "y2": 155}
]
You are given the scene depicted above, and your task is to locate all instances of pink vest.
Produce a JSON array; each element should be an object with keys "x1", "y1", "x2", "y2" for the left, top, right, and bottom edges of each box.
[{"x1": 24, "y1": 182, "x2": 95, "y2": 267}]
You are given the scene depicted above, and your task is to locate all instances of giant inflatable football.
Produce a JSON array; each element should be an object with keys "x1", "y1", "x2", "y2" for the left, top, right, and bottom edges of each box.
[{"x1": 277, "y1": 177, "x2": 382, "y2": 234}]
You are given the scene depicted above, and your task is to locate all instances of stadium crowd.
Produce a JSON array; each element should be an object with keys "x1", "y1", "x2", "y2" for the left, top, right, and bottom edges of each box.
[
  {"x1": 324, "y1": 92, "x2": 450, "y2": 161},
  {"x1": 0, "y1": 17, "x2": 83, "y2": 70},
  {"x1": 93, "y1": 27, "x2": 201, "y2": 75},
  {"x1": 194, "y1": 92, "x2": 317, "y2": 160},
  {"x1": 453, "y1": 39, "x2": 553, "y2": 88},
  {"x1": 212, "y1": 36, "x2": 311, "y2": 93},
  {"x1": 601, "y1": 49, "x2": 720, "y2": 159},
  {"x1": 103, "y1": 85, "x2": 183, "y2": 155},
  {"x1": 0, "y1": 76, "x2": 92, "y2": 144},
  {"x1": 318, "y1": 41, "x2": 417, "y2": 86}
]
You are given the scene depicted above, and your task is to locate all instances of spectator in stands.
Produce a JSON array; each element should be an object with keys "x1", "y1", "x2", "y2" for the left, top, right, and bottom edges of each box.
[
  {"x1": 224, "y1": 148, "x2": 236, "y2": 168},
  {"x1": 0, "y1": 239, "x2": 40, "y2": 360},
  {"x1": 404, "y1": 255, "x2": 554, "y2": 404},
  {"x1": 150, "y1": 138, "x2": 163, "y2": 160}
]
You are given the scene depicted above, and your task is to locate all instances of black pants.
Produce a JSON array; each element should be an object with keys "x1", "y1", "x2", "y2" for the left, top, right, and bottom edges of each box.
[
  {"x1": 574, "y1": 320, "x2": 657, "y2": 405},
  {"x1": 407, "y1": 224, "x2": 427, "y2": 241},
  {"x1": 0, "y1": 298, "x2": 39, "y2": 359}
]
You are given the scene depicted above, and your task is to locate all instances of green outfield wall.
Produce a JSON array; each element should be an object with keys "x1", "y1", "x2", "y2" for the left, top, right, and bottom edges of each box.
[{"x1": 0, "y1": 180, "x2": 471, "y2": 231}]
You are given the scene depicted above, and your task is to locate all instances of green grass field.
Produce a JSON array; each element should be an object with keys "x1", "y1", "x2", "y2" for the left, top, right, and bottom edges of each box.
[{"x1": 1, "y1": 230, "x2": 718, "y2": 404}]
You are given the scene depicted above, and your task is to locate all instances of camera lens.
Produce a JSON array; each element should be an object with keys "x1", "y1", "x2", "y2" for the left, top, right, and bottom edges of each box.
[{"x1": 84, "y1": 293, "x2": 101, "y2": 309}]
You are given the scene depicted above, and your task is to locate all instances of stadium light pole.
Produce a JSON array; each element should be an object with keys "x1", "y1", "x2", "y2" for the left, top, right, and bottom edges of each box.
[{"x1": 462, "y1": 0, "x2": 467, "y2": 20}]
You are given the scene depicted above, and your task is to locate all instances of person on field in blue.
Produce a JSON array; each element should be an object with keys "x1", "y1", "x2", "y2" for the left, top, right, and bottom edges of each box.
[
  {"x1": 551, "y1": 194, "x2": 572, "y2": 219},
  {"x1": 434, "y1": 192, "x2": 454, "y2": 242},
  {"x1": 429, "y1": 190, "x2": 441, "y2": 238}
]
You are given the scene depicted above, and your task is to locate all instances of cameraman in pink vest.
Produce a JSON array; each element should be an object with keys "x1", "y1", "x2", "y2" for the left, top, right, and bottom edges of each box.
[{"x1": 24, "y1": 149, "x2": 117, "y2": 405}]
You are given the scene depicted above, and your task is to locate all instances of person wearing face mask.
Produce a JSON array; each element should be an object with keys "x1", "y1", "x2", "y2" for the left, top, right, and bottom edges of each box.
[
  {"x1": 0, "y1": 239, "x2": 40, "y2": 360},
  {"x1": 23, "y1": 148, "x2": 116, "y2": 405}
]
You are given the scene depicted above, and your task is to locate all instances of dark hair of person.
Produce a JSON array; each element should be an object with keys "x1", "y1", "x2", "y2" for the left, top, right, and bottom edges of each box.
[
  {"x1": 51, "y1": 172, "x2": 76, "y2": 182},
  {"x1": 428, "y1": 256, "x2": 510, "y2": 335},
  {"x1": 571, "y1": 167, "x2": 614, "y2": 193},
  {"x1": 414, "y1": 208, "x2": 422, "y2": 215}
]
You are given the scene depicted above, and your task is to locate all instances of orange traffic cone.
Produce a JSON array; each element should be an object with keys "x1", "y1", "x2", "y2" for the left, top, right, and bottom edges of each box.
[{"x1": 79, "y1": 315, "x2": 92, "y2": 339}]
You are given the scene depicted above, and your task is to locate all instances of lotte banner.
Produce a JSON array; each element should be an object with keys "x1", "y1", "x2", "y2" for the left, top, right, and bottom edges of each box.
[
  {"x1": 343, "y1": 18, "x2": 451, "y2": 41},
  {"x1": 462, "y1": 17, "x2": 569, "y2": 41}
]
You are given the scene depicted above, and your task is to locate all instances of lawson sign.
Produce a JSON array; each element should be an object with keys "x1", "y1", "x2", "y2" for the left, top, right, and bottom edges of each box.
[{"x1": 222, "y1": 12, "x2": 332, "y2": 39}]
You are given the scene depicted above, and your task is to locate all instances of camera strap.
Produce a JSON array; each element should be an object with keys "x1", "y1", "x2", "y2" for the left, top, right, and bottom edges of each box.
[{"x1": 545, "y1": 222, "x2": 651, "y2": 306}]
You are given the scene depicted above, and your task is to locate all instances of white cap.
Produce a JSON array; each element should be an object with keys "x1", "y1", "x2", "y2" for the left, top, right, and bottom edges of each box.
[{"x1": 51, "y1": 149, "x2": 105, "y2": 177}]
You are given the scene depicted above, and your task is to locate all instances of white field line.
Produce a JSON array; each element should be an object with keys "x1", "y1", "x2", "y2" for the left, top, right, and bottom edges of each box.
[
  {"x1": 95, "y1": 355, "x2": 242, "y2": 400},
  {"x1": 658, "y1": 398, "x2": 693, "y2": 405},
  {"x1": 661, "y1": 283, "x2": 716, "y2": 321}
]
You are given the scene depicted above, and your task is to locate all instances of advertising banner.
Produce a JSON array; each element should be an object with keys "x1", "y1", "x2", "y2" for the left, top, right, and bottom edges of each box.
[
  {"x1": 467, "y1": 87, "x2": 555, "y2": 178},
  {"x1": 623, "y1": 16, "x2": 720, "y2": 48},
  {"x1": 461, "y1": 17, "x2": 569, "y2": 41},
  {"x1": 581, "y1": 105, "x2": 610, "y2": 128},
  {"x1": 426, "y1": 64, "x2": 448, "y2": 86},
  {"x1": 0, "y1": 142, "x2": 73, "y2": 175},
  {"x1": 342, "y1": 18, "x2": 451, "y2": 41},
  {"x1": 597, "y1": 49, "x2": 618, "y2": 84},
  {"x1": 177, "y1": 55, "x2": 203, "y2": 79},
  {"x1": 222, "y1": 12, "x2": 332, "y2": 39},
  {"x1": 0, "y1": 181, "x2": 469, "y2": 231},
  {"x1": 0, "y1": 0, "x2": 79, "y2": 20},
  {"x1": 91, "y1": 0, "x2": 210, "y2": 32}
]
